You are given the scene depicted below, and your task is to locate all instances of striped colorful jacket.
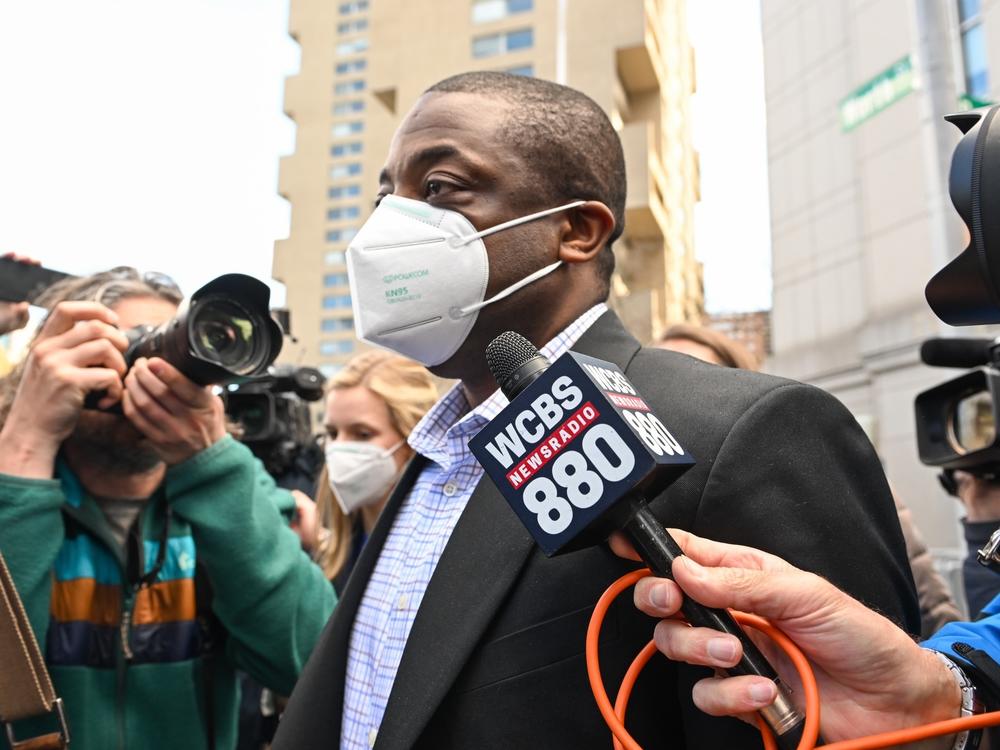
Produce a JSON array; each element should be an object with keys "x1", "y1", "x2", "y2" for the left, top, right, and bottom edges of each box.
[{"x1": 0, "y1": 436, "x2": 336, "y2": 750}]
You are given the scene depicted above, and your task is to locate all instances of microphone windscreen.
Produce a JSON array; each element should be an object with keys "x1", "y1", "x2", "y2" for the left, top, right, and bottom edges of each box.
[
  {"x1": 919, "y1": 337, "x2": 996, "y2": 368},
  {"x1": 486, "y1": 331, "x2": 539, "y2": 386}
]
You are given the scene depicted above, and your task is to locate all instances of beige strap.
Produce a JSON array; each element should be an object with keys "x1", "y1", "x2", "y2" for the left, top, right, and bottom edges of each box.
[{"x1": 0, "y1": 551, "x2": 68, "y2": 748}]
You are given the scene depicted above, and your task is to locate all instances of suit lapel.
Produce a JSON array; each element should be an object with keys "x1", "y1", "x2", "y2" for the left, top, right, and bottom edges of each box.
[{"x1": 373, "y1": 310, "x2": 641, "y2": 749}]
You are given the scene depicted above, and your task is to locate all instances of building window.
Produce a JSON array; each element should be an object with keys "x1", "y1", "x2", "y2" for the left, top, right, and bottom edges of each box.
[
  {"x1": 325, "y1": 250, "x2": 347, "y2": 265},
  {"x1": 320, "y1": 339, "x2": 355, "y2": 356},
  {"x1": 339, "y1": 0, "x2": 369, "y2": 14},
  {"x1": 959, "y1": 0, "x2": 990, "y2": 100},
  {"x1": 336, "y1": 38, "x2": 369, "y2": 56},
  {"x1": 506, "y1": 64, "x2": 534, "y2": 76},
  {"x1": 324, "y1": 272, "x2": 350, "y2": 287},
  {"x1": 334, "y1": 79, "x2": 366, "y2": 95},
  {"x1": 330, "y1": 163, "x2": 362, "y2": 179},
  {"x1": 322, "y1": 317, "x2": 354, "y2": 332},
  {"x1": 331, "y1": 141, "x2": 363, "y2": 157},
  {"x1": 338, "y1": 19, "x2": 368, "y2": 34},
  {"x1": 336, "y1": 59, "x2": 367, "y2": 75},
  {"x1": 327, "y1": 228, "x2": 359, "y2": 243},
  {"x1": 329, "y1": 184, "x2": 362, "y2": 199},
  {"x1": 323, "y1": 294, "x2": 353, "y2": 309},
  {"x1": 331, "y1": 121, "x2": 364, "y2": 137},
  {"x1": 472, "y1": 0, "x2": 533, "y2": 24},
  {"x1": 333, "y1": 100, "x2": 365, "y2": 115},
  {"x1": 328, "y1": 206, "x2": 361, "y2": 221},
  {"x1": 472, "y1": 28, "x2": 533, "y2": 58}
]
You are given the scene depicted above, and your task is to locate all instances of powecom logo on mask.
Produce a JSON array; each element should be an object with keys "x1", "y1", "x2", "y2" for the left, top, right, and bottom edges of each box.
[{"x1": 469, "y1": 352, "x2": 695, "y2": 556}]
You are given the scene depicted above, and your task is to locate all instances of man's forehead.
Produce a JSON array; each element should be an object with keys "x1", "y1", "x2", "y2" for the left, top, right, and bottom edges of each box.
[{"x1": 383, "y1": 91, "x2": 517, "y2": 174}]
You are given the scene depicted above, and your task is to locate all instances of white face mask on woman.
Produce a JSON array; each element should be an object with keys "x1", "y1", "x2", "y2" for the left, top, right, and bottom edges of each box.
[
  {"x1": 346, "y1": 194, "x2": 585, "y2": 366},
  {"x1": 324, "y1": 440, "x2": 405, "y2": 514}
]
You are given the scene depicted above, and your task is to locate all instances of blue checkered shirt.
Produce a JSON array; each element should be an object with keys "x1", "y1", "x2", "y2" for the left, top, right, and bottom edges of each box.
[{"x1": 340, "y1": 303, "x2": 608, "y2": 750}]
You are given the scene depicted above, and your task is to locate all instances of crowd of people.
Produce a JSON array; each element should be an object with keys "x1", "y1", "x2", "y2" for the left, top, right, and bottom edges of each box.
[{"x1": 0, "y1": 72, "x2": 998, "y2": 750}]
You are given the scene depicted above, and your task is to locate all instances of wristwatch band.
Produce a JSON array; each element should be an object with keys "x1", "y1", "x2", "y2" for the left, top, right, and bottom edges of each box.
[{"x1": 932, "y1": 651, "x2": 984, "y2": 750}]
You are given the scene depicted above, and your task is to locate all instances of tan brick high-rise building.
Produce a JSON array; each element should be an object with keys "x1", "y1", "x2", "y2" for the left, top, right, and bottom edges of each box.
[{"x1": 273, "y1": 0, "x2": 703, "y2": 376}]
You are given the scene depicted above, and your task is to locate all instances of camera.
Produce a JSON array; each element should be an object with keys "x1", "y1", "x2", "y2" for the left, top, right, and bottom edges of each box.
[
  {"x1": 914, "y1": 336, "x2": 1000, "y2": 479},
  {"x1": 225, "y1": 365, "x2": 326, "y2": 491},
  {"x1": 123, "y1": 273, "x2": 284, "y2": 385},
  {"x1": 916, "y1": 106, "x2": 1000, "y2": 488}
]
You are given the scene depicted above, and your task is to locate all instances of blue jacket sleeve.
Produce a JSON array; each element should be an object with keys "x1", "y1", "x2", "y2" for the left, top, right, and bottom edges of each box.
[{"x1": 923, "y1": 594, "x2": 1000, "y2": 668}]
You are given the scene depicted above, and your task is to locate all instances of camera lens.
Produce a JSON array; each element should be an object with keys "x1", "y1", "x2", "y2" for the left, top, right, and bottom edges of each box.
[
  {"x1": 190, "y1": 298, "x2": 267, "y2": 375},
  {"x1": 952, "y1": 389, "x2": 996, "y2": 453}
]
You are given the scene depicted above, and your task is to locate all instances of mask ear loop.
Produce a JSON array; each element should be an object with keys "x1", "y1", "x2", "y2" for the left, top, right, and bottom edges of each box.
[{"x1": 448, "y1": 200, "x2": 587, "y2": 319}]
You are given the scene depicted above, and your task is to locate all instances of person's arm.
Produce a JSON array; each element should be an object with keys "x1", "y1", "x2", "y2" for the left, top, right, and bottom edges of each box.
[
  {"x1": 119, "y1": 357, "x2": 337, "y2": 695},
  {"x1": 163, "y1": 437, "x2": 336, "y2": 694},
  {"x1": 0, "y1": 473, "x2": 66, "y2": 640},
  {"x1": 611, "y1": 528, "x2": 962, "y2": 748},
  {"x1": 893, "y1": 492, "x2": 963, "y2": 637}
]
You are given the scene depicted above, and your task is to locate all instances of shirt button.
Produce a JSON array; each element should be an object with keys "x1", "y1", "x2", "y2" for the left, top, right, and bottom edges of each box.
[
  {"x1": 442, "y1": 482, "x2": 457, "y2": 496},
  {"x1": 397, "y1": 594, "x2": 409, "y2": 610},
  {"x1": 368, "y1": 727, "x2": 378, "y2": 748}
]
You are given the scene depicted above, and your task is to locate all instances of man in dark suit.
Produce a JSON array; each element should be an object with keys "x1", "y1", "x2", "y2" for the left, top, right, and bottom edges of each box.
[{"x1": 274, "y1": 71, "x2": 919, "y2": 749}]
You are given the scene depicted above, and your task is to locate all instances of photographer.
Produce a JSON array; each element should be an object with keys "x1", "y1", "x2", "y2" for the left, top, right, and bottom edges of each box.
[
  {"x1": 0, "y1": 268, "x2": 336, "y2": 750},
  {"x1": 946, "y1": 469, "x2": 1000, "y2": 616}
]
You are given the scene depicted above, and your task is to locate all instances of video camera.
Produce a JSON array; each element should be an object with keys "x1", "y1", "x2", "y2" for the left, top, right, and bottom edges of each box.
[
  {"x1": 916, "y1": 108, "x2": 1000, "y2": 483},
  {"x1": 224, "y1": 365, "x2": 326, "y2": 491},
  {"x1": 917, "y1": 106, "x2": 1000, "y2": 572}
]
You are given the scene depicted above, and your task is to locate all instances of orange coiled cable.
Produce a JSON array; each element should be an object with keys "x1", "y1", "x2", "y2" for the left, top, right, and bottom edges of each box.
[{"x1": 587, "y1": 568, "x2": 1000, "y2": 750}]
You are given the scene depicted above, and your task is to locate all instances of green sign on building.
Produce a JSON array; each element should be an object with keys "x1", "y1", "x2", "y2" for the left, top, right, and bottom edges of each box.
[{"x1": 839, "y1": 55, "x2": 915, "y2": 132}]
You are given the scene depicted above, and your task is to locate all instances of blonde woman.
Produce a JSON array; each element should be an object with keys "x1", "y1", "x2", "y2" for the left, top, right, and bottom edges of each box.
[{"x1": 314, "y1": 350, "x2": 439, "y2": 592}]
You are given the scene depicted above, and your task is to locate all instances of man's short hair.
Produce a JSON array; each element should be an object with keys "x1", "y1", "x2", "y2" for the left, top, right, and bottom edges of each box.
[{"x1": 426, "y1": 72, "x2": 626, "y2": 295}]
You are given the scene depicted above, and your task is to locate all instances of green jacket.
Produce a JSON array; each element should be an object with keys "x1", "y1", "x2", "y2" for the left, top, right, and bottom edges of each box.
[{"x1": 0, "y1": 436, "x2": 336, "y2": 750}]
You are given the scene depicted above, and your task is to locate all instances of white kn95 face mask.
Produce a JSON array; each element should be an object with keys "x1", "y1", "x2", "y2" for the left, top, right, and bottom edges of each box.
[
  {"x1": 325, "y1": 440, "x2": 404, "y2": 515},
  {"x1": 346, "y1": 194, "x2": 585, "y2": 366}
]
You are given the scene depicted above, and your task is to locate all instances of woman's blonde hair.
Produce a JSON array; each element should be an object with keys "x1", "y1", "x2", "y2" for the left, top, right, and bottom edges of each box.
[{"x1": 315, "y1": 350, "x2": 439, "y2": 580}]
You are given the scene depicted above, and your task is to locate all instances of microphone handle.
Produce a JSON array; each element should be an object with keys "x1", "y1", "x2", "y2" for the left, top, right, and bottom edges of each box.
[{"x1": 623, "y1": 502, "x2": 815, "y2": 749}]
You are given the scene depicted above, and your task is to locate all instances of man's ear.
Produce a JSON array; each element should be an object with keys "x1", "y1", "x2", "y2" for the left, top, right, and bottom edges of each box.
[{"x1": 557, "y1": 201, "x2": 616, "y2": 264}]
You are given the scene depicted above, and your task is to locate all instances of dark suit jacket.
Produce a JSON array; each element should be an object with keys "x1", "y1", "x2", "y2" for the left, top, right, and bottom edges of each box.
[{"x1": 274, "y1": 311, "x2": 920, "y2": 750}]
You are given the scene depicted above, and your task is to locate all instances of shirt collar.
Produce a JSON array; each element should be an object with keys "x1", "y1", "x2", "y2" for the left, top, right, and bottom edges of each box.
[{"x1": 409, "y1": 303, "x2": 608, "y2": 464}]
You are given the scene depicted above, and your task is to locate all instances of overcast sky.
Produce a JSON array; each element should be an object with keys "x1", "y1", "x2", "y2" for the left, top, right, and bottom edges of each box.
[{"x1": 0, "y1": 0, "x2": 772, "y2": 315}]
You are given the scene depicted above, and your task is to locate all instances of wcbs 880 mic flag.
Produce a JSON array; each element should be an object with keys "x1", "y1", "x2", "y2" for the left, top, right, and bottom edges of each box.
[
  {"x1": 469, "y1": 343, "x2": 694, "y2": 556},
  {"x1": 469, "y1": 332, "x2": 810, "y2": 750}
]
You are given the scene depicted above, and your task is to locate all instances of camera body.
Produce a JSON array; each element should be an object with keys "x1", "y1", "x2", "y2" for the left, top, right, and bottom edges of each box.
[
  {"x1": 225, "y1": 365, "x2": 326, "y2": 491},
  {"x1": 124, "y1": 274, "x2": 283, "y2": 385},
  {"x1": 915, "y1": 342, "x2": 1000, "y2": 476}
]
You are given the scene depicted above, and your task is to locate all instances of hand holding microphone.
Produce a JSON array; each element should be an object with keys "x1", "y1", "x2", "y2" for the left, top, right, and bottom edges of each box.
[{"x1": 611, "y1": 528, "x2": 964, "y2": 749}]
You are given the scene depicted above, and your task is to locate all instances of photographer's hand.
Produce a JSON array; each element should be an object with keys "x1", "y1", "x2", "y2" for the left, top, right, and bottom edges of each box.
[
  {"x1": 121, "y1": 357, "x2": 226, "y2": 465},
  {"x1": 0, "y1": 301, "x2": 128, "y2": 478},
  {"x1": 610, "y1": 528, "x2": 961, "y2": 748}
]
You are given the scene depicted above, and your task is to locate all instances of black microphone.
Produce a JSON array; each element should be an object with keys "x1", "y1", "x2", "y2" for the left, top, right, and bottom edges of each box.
[
  {"x1": 920, "y1": 337, "x2": 998, "y2": 368},
  {"x1": 470, "y1": 332, "x2": 809, "y2": 750}
]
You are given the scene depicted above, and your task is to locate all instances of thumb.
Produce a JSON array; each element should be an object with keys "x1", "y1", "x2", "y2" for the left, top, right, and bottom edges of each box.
[{"x1": 671, "y1": 556, "x2": 823, "y2": 623}]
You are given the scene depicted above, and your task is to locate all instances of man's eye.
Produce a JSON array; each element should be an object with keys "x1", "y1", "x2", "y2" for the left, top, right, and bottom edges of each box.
[{"x1": 425, "y1": 180, "x2": 447, "y2": 199}]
